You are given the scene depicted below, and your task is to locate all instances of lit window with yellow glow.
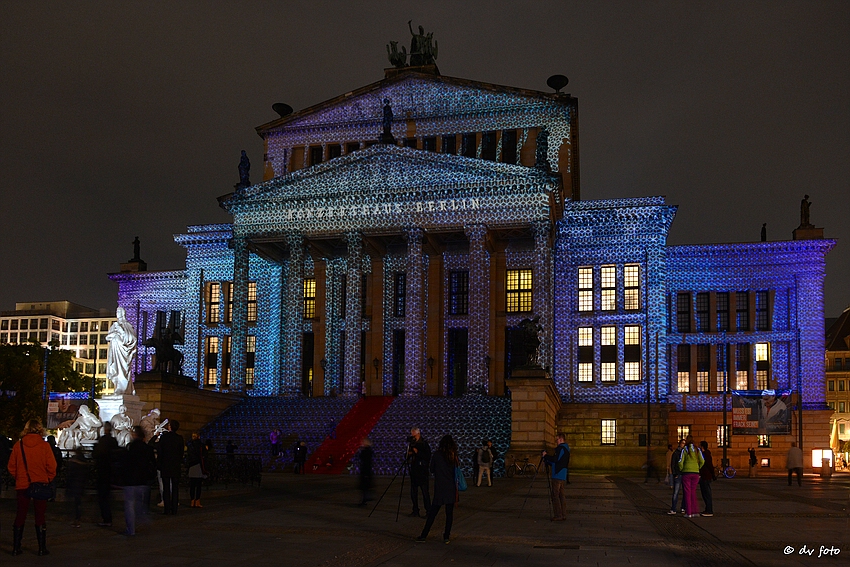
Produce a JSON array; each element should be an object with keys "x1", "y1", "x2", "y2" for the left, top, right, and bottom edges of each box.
[
  {"x1": 578, "y1": 326, "x2": 593, "y2": 382},
  {"x1": 506, "y1": 269, "x2": 532, "y2": 312},
  {"x1": 624, "y1": 325, "x2": 641, "y2": 382},
  {"x1": 601, "y1": 266, "x2": 616, "y2": 311},
  {"x1": 303, "y1": 279, "x2": 317, "y2": 319},
  {"x1": 248, "y1": 282, "x2": 258, "y2": 322},
  {"x1": 208, "y1": 283, "x2": 221, "y2": 324},
  {"x1": 205, "y1": 336, "x2": 219, "y2": 385},
  {"x1": 246, "y1": 335, "x2": 256, "y2": 387},
  {"x1": 624, "y1": 264, "x2": 640, "y2": 310},
  {"x1": 601, "y1": 326, "x2": 616, "y2": 382},
  {"x1": 578, "y1": 267, "x2": 593, "y2": 312}
]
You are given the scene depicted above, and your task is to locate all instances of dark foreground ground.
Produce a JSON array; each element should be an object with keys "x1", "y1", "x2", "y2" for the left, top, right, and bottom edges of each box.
[{"x1": 1, "y1": 471, "x2": 848, "y2": 566}]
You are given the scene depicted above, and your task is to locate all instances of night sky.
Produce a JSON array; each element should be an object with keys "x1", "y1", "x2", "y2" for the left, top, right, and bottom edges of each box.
[{"x1": 1, "y1": 2, "x2": 847, "y2": 317}]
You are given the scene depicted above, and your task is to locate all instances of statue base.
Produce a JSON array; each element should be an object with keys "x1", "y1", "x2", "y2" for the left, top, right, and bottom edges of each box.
[
  {"x1": 96, "y1": 393, "x2": 145, "y2": 426},
  {"x1": 793, "y1": 226, "x2": 824, "y2": 240}
]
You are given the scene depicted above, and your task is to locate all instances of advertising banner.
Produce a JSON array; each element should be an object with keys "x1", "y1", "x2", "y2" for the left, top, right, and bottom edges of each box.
[
  {"x1": 731, "y1": 389, "x2": 793, "y2": 435},
  {"x1": 47, "y1": 391, "x2": 90, "y2": 429}
]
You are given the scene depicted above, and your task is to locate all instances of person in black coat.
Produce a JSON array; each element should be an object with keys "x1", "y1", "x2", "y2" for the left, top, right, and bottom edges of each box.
[
  {"x1": 93, "y1": 422, "x2": 119, "y2": 527},
  {"x1": 357, "y1": 438, "x2": 374, "y2": 506},
  {"x1": 407, "y1": 427, "x2": 431, "y2": 517},
  {"x1": 122, "y1": 426, "x2": 157, "y2": 535},
  {"x1": 155, "y1": 420, "x2": 184, "y2": 515},
  {"x1": 416, "y1": 435, "x2": 458, "y2": 544}
]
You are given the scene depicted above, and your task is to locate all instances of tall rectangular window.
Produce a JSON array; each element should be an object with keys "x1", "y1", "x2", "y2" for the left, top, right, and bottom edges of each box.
[
  {"x1": 449, "y1": 271, "x2": 469, "y2": 315},
  {"x1": 481, "y1": 131, "x2": 497, "y2": 161},
  {"x1": 624, "y1": 264, "x2": 640, "y2": 310},
  {"x1": 328, "y1": 144, "x2": 342, "y2": 160},
  {"x1": 757, "y1": 434, "x2": 771, "y2": 448},
  {"x1": 578, "y1": 327, "x2": 593, "y2": 382},
  {"x1": 226, "y1": 283, "x2": 234, "y2": 322},
  {"x1": 506, "y1": 269, "x2": 533, "y2": 312},
  {"x1": 208, "y1": 283, "x2": 221, "y2": 324},
  {"x1": 600, "y1": 266, "x2": 616, "y2": 311},
  {"x1": 601, "y1": 419, "x2": 616, "y2": 445},
  {"x1": 422, "y1": 137, "x2": 437, "y2": 152},
  {"x1": 501, "y1": 129, "x2": 517, "y2": 164},
  {"x1": 717, "y1": 425, "x2": 731, "y2": 448},
  {"x1": 461, "y1": 133, "x2": 477, "y2": 157},
  {"x1": 578, "y1": 267, "x2": 593, "y2": 312},
  {"x1": 223, "y1": 336, "x2": 231, "y2": 387},
  {"x1": 346, "y1": 142, "x2": 361, "y2": 154},
  {"x1": 716, "y1": 292, "x2": 729, "y2": 332},
  {"x1": 696, "y1": 293, "x2": 709, "y2": 332},
  {"x1": 393, "y1": 272, "x2": 406, "y2": 317},
  {"x1": 624, "y1": 325, "x2": 641, "y2": 382},
  {"x1": 716, "y1": 344, "x2": 728, "y2": 392},
  {"x1": 441, "y1": 135, "x2": 456, "y2": 154},
  {"x1": 736, "y1": 343, "x2": 750, "y2": 390},
  {"x1": 755, "y1": 342, "x2": 770, "y2": 389},
  {"x1": 205, "y1": 336, "x2": 219, "y2": 386},
  {"x1": 247, "y1": 282, "x2": 258, "y2": 322},
  {"x1": 677, "y1": 425, "x2": 691, "y2": 441},
  {"x1": 755, "y1": 291, "x2": 769, "y2": 331},
  {"x1": 697, "y1": 344, "x2": 710, "y2": 392},
  {"x1": 309, "y1": 146, "x2": 323, "y2": 166},
  {"x1": 677, "y1": 344, "x2": 690, "y2": 393},
  {"x1": 600, "y1": 326, "x2": 616, "y2": 382},
  {"x1": 246, "y1": 335, "x2": 256, "y2": 387},
  {"x1": 736, "y1": 292, "x2": 749, "y2": 331},
  {"x1": 303, "y1": 279, "x2": 317, "y2": 319},
  {"x1": 677, "y1": 293, "x2": 691, "y2": 333}
]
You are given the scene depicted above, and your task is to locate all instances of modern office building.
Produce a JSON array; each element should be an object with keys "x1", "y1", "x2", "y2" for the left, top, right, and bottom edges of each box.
[{"x1": 826, "y1": 306, "x2": 850, "y2": 445}]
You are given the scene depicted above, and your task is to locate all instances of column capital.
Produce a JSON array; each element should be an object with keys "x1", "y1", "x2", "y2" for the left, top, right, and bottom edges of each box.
[
  {"x1": 404, "y1": 227, "x2": 424, "y2": 243},
  {"x1": 531, "y1": 220, "x2": 551, "y2": 241},
  {"x1": 345, "y1": 231, "x2": 363, "y2": 249},
  {"x1": 464, "y1": 224, "x2": 488, "y2": 244}
]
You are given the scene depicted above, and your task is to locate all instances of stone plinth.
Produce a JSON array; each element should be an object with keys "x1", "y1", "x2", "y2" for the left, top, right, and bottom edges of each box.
[
  {"x1": 793, "y1": 227, "x2": 824, "y2": 240},
  {"x1": 504, "y1": 369, "x2": 561, "y2": 465},
  {"x1": 96, "y1": 393, "x2": 145, "y2": 426}
]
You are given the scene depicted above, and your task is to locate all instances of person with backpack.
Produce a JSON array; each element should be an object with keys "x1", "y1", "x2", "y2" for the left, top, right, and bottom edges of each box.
[
  {"x1": 678, "y1": 435, "x2": 704, "y2": 518},
  {"x1": 667, "y1": 439, "x2": 686, "y2": 515},
  {"x1": 476, "y1": 440, "x2": 495, "y2": 487},
  {"x1": 542, "y1": 433, "x2": 571, "y2": 521}
]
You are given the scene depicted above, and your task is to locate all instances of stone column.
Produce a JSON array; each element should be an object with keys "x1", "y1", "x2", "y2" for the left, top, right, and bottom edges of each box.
[
  {"x1": 343, "y1": 232, "x2": 364, "y2": 396},
  {"x1": 283, "y1": 233, "x2": 304, "y2": 396},
  {"x1": 532, "y1": 221, "x2": 553, "y2": 371},
  {"x1": 466, "y1": 224, "x2": 491, "y2": 394},
  {"x1": 230, "y1": 237, "x2": 249, "y2": 391},
  {"x1": 404, "y1": 228, "x2": 426, "y2": 396}
]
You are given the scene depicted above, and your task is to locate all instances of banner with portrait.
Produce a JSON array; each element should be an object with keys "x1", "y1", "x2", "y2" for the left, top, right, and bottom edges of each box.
[
  {"x1": 731, "y1": 389, "x2": 792, "y2": 435},
  {"x1": 47, "y1": 392, "x2": 90, "y2": 429}
]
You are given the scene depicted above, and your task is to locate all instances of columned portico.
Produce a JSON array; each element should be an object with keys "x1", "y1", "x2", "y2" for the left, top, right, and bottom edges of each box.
[
  {"x1": 404, "y1": 228, "x2": 426, "y2": 396},
  {"x1": 343, "y1": 232, "x2": 364, "y2": 395},
  {"x1": 283, "y1": 233, "x2": 305, "y2": 395}
]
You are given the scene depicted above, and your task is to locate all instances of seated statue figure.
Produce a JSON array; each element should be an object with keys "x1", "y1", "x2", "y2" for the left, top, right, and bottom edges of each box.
[
  {"x1": 110, "y1": 404, "x2": 134, "y2": 447},
  {"x1": 59, "y1": 405, "x2": 102, "y2": 449},
  {"x1": 139, "y1": 408, "x2": 161, "y2": 443}
]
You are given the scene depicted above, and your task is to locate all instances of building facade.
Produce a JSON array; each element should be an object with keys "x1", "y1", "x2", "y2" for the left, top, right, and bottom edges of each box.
[
  {"x1": 110, "y1": 65, "x2": 834, "y2": 470},
  {"x1": 826, "y1": 307, "x2": 850, "y2": 445}
]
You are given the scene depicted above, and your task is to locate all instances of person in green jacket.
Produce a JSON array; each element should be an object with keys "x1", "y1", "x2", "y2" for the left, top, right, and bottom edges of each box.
[{"x1": 678, "y1": 435, "x2": 704, "y2": 518}]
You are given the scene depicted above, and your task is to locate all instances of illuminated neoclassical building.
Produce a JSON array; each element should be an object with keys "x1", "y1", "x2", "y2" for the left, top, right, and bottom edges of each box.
[{"x1": 111, "y1": 64, "x2": 834, "y2": 469}]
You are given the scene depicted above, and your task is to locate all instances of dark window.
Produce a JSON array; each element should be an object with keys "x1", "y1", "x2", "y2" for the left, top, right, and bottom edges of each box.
[
  {"x1": 697, "y1": 344, "x2": 710, "y2": 371},
  {"x1": 441, "y1": 135, "x2": 456, "y2": 154},
  {"x1": 481, "y1": 132, "x2": 497, "y2": 161},
  {"x1": 696, "y1": 293, "x2": 709, "y2": 332},
  {"x1": 462, "y1": 133, "x2": 477, "y2": 158},
  {"x1": 0, "y1": 320, "x2": 7, "y2": 330},
  {"x1": 755, "y1": 291, "x2": 769, "y2": 331},
  {"x1": 328, "y1": 144, "x2": 342, "y2": 160},
  {"x1": 677, "y1": 293, "x2": 691, "y2": 333},
  {"x1": 501, "y1": 129, "x2": 518, "y2": 164},
  {"x1": 716, "y1": 292, "x2": 729, "y2": 331},
  {"x1": 393, "y1": 272, "x2": 406, "y2": 317},
  {"x1": 20, "y1": 319, "x2": 28, "y2": 330},
  {"x1": 449, "y1": 271, "x2": 469, "y2": 315},
  {"x1": 422, "y1": 137, "x2": 437, "y2": 152},
  {"x1": 40, "y1": 318, "x2": 48, "y2": 330},
  {"x1": 736, "y1": 292, "x2": 749, "y2": 331},
  {"x1": 678, "y1": 344, "x2": 691, "y2": 373},
  {"x1": 836, "y1": 358, "x2": 843, "y2": 371},
  {"x1": 404, "y1": 137, "x2": 417, "y2": 148},
  {"x1": 309, "y1": 146, "x2": 323, "y2": 166},
  {"x1": 346, "y1": 142, "x2": 360, "y2": 154}
]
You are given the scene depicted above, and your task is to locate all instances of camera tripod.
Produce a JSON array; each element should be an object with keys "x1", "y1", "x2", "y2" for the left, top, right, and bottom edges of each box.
[
  {"x1": 518, "y1": 455, "x2": 552, "y2": 519},
  {"x1": 369, "y1": 441, "x2": 413, "y2": 522}
]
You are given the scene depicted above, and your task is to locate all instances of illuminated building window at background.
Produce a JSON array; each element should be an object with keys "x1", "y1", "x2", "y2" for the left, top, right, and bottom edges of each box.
[
  {"x1": 624, "y1": 325, "x2": 641, "y2": 382},
  {"x1": 208, "y1": 283, "x2": 221, "y2": 324},
  {"x1": 205, "y1": 336, "x2": 218, "y2": 386},
  {"x1": 717, "y1": 425, "x2": 730, "y2": 448},
  {"x1": 677, "y1": 425, "x2": 691, "y2": 440},
  {"x1": 80, "y1": 335, "x2": 88, "y2": 345},
  {"x1": 841, "y1": 402, "x2": 847, "y2": 413},
  {"x1": 755, "y1": 342, "x2": 770, "y2": 389},
  {"x1": 677, "y1": 292, "x2": 691, "y2": 332},
  {"x1": 755, "y1": 291, "x2": 769, "y2": 331},
  {"x1": 600, "y1": 266, "x2": 616, "y2": 311},
  {"x1": 245, "y1": 335, "x2": 256, "y2": 387},
  {"x1": 303, "y1": 278, "x2": 317, "y2": 319},
  {"x1": 736, "y1": 292, "x2": 749, "y2": 331},
  {"x1": 247, "y1": 282, "x2": 258, "y2": 322},
  {"x1": 624, "y1": 264, "x2": 640, "y2": 310},
  {"x1": 80, "y1": 322, "x2": 88, "y2": 333},
  {"x1": 696, "y1": 292, "x2": 709, "y2": 332},
  {"x1": 757, "y1": 435, "x2": 771, "y2": 448},
  {"x1": 223, "y1": 336, "x2": 232, "y2": 387},
  {"x1": 506, "y1": 269, "x2": 532, "y2": 313},
  {"x1": 578, "y1": 267, "x2": 593, "y2": 312},
  {"x1": 840, "y1": 381, "x2": 846, "y2": 392},
  {"x1": 827, "y1": 402, "x2": 836, "y2": 410},
  {"x1": 736, "y1": 343, "x2": 750, "y2": 390},
  {"x1": 449, "y1": 270, "x2": 469, "y2": 315},
  {"x1": 716, "y1": 344, "x2": 728, "y2": 391},
  {"x1": 697, "y1": 344, "x2": 710, "y2": 393},
  {"x1": 577, "y1": 327, "x2": 593, "y2": 382},
  {"x1": 716, "y1": 292, "x2": 729, "y2": 331},
  {"x1": 70, "y1": 322, "x2": 77, "y2": 332},
  {"x1": 677, "y1": 344, "x2": 690, "y2": 393},
  {"x1": 226, "y1": 283, "x2": 233, "y2": 322},
  {"x1": 828, "y1": 380, "x2": 835, "y2": 391},
  {"x1": 600, "y1": 326, "x2": 616, "y2": 382},
  {"x1": 601, "y1": 419, "x2": 617, "y2": 445},
  {"x1": 393, "y1": 272, "x2": 406, "y2": 317}
]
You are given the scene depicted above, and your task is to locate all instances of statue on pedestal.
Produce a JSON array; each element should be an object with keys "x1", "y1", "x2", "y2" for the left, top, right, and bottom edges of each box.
[
  {"x1": 799, "y1": 194, "x2": 812, "y2": 228},
  {"x1": 58, "y1": 405, "x2": 102, "y2": 450},
  {"x1": 106, "y1": 307, "x2": 138, "y2": 395},
  {"x1": 110, "y1": 404, "x2": 134, "y2": 447},
  {"x1": 238, "y1": 150, "x2": 251, "y2": 188}
]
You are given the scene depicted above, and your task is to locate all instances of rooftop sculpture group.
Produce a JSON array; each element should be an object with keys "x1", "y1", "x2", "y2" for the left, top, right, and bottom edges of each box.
[{"x1": 386, "y1": 21, "x2": 438, "y2": 68}]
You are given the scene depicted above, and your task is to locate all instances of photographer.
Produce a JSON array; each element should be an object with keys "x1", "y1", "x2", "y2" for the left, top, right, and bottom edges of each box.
[
  {"x1": 542, "y1": 433, "x2": 570, "y2": 522},
  {"x1": 407, "y1": 427, "x2": 431, "y2": 517}
]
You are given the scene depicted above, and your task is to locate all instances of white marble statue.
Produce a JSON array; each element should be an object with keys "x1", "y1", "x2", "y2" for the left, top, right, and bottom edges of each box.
[
  {"x1": 58, "y1": 405, "x2": 103, "y2": 450},
  {"x1": 139, "y1": 408, "x2": 161, "y2": 442},
  {"x1": 110, "y1": 404, "x2": 134, "y2": 447},
  {"x1": 105, "y1": 306, "x2": 138, "y2": 395}
]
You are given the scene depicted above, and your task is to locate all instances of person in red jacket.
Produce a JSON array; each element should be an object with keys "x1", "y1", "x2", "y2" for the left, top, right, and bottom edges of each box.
[{"x1": 7, "y1": 418, "x2": 57, "y2": 556}]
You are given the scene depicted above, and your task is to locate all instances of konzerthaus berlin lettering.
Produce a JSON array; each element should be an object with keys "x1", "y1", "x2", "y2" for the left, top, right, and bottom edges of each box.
[{"x1": 111, "y1": 62, "x2": 834, "y2": 470}]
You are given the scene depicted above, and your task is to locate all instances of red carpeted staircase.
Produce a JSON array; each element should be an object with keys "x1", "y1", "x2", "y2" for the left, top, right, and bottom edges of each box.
[{"x1": 307, "y1": 396, "x2": 395, "y2": 474}]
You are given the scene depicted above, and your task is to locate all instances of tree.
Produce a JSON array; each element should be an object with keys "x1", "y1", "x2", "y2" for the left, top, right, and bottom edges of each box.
[{"x1": 0, "y1": 341, "x2": 88, "y2": 438}]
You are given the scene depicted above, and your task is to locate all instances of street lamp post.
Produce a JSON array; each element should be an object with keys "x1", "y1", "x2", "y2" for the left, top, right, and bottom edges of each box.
[
  {"x1": 320, "y1": 357, "x2": 327, "y2": 397},
  {"x1": 373, "y1": 357, "x2": 381, "y2": 393}
]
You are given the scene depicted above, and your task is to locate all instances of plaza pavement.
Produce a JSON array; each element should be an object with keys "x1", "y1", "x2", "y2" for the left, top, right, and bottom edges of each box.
[{"x1": 1, "y1": 471, "x2": 848, "y2": 566}]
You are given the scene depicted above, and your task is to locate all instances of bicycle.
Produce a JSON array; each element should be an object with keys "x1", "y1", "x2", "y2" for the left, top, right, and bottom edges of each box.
[
  {"x1": 715, "y1": 463, "x2": 736, "y2": 479},
  {"x1": 506, "y1": 457, "x2": 538, "y2": 478}
]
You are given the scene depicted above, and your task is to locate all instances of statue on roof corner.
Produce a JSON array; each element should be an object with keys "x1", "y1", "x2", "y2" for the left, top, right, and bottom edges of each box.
[
  {"x1": 238, "y1": 149, "x2": 250, "y2": 189},
  {"x1": 380, "y1": 98, "x2": 396, "y2": 144},
  {"x1": 799, "y1": 194, "x2": 812, "y2": 228},
  {"x1": 407, "y1": 21, "x2": 437, "y2": 66},
  {"x1": 387, "y1": 40, "x2": 407, "y2": 68}
]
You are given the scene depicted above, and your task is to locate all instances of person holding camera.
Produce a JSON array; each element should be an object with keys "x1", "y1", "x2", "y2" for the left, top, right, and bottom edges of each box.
[
  {"x1": 407, "y1": 427, "x2": 431, "y2": 517},
  {"x1": 542, "y1": 433, "x2": 570, "y2": 522}
]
